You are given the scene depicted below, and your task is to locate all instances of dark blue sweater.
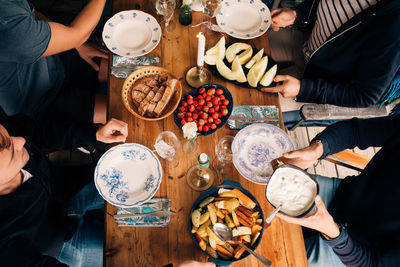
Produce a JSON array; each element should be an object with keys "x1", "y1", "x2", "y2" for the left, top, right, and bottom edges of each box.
[
  {"x1": 313, "y1": 115, "x2": 400, "y2": 266},
  {"x1": 295, "y1": 0, "x2": 400, "y2": 107}
]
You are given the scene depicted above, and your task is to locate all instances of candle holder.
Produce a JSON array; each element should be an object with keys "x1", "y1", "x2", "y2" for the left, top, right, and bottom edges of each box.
[{"x1": 186, "y1": 65, "x2": 212, "y2": 88}]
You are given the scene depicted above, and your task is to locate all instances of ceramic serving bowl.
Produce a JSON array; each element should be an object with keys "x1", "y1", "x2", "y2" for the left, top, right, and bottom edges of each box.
[
  {"x1": 188, "y1": 181, "x2": 264, "y2": 266},
  {"x1": 266, "y1": 164, "x2": 319, "y2": 218}
]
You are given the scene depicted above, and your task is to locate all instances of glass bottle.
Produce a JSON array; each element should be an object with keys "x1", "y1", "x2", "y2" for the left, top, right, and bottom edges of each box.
[
  {"x1": 179, "y1": 4, "x2": 192, "y2": 25},
  {"x1": 186, "y1": 153, "x2": 215, "y2": 191}
]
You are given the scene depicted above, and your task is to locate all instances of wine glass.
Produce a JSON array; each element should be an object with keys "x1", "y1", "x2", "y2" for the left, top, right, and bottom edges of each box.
[
  {"x1": 156, "y1": 0, "x2": 176, "y2": 33},
  {"x1": 192, "y1": 0, "x2": 222, "y2": 31},
  {"x1": 154, "y1": 131, "x2": 181, "y2": 168},
  {"x1": 212, "y1": 135, "x2": 234, "y2": 177}
]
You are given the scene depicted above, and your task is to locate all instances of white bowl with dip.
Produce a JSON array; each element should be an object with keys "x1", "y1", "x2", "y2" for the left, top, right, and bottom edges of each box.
[{"x1": 266, "y1": 164, "x2": 319, "y2": 217}]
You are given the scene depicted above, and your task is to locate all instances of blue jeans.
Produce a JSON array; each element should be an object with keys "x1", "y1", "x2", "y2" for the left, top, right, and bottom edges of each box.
[
  {"x1": 57, "y1": 181, "x2": 104, "y2": 267},
  {"x1": 305, "y1": 175, "x2": 345, "y2": 267}
]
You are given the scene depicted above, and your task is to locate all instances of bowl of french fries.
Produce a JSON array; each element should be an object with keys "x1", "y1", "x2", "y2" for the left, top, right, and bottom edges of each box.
[{"x1": 189, "y1": 181, "x2": 264, "y2": 266}]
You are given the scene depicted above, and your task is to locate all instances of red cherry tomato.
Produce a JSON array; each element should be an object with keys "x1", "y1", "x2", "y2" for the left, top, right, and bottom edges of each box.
[
  {"x1": 182, "y1": 101, "x2": 188, "y2": 107},
  {"x1": 219, "y1": 95, "x2": 225, "y2": 100},
  {"x1": 212, "y1": 113, "x2": 219, "y2": 119},
  {"x1": 215, "y1": 118, "x2": 222, "y2": 125},
  {"x1": 205, "y1": 95, "x2": 212, "y2": 102},
  {"x1": 201, "y1": 113, "x2": 208, "y2": 119},
  {"x1": 206, "y1": 102, "x2": 213, "y2": 108},
  {"x1": 198, "y1": 99, "x2": 205, "y2": 106},
  {"x1": 199, "y1": 88, "x2": 206, "y2": 94},
  {"x1": 181, "y1": 118, "x2": 187, "y2": 125},
  {"x1": 187, "y1": 117, "x2": 194, "y2": 122},
  {"x1": 196, "y1": 105, "x2": 202, "y2": 111},
  {"x1": 207, "y1": 88, "x2": 216, "y2": 96},
  {"x1": 208, "y1": 117, "x2": 214, "y2": 124},
  {"x1": 212, "y1": 97, "x2": 220, "y2": 106},
  {"x1": 216, "y1": 89, "x2": 223, "y2": 95},
  {"x1": 203, "y1": 125, "x2": 210, "y2": 132},
  {"x1": 177, "y1": 112, "x2": 184, "y2": 119},
  {"x1": 221, "y1": 109, "x2": 229, "y2": 116},
  {"x1": 188, "y1": 105, "x2": 195, "y2": 112},
  {"x1": 202, "y1": 93, "x2": 207, "y2": 98},
  {"x1": 198, "y1": 119, "x2": 205, "y2": 126},
  {"x1": 178, "y1": 106, "x2": 186, "y2": 112},
  {"x1": 192, "y1": 113, "x2": 198, "y2": 120},
  {"x1": 202, "y1": 106, "x2": 209, "y2": 113},
  {"x1": 214, "y1": 105, "x2": 220, "y2": 112},
  {"x1": 198, "y1": 125, "x2": 203, "y2": 132},
  {"x1": 221, "y1": 105, "x2": 227, "y2": 110},
  {"x1": 210, "y1": 123, "x2": 217, "y2": 130},
  {"x1": 186, "y1": 112, "x2": 192, "y2": 117},
  {"x1": 209, "y1": 108, "x2": 215, "y2": 114},
  {"x1": 223, "y1": 99, "x2": 229, "y2": 106}
]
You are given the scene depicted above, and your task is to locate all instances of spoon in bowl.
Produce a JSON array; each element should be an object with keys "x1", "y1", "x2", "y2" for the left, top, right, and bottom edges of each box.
[
  {"x1": 213, "y1": 223, "x2": 272, "y2": 266},
  {"x1": 265, "y1": 203, "x2": 282, "y2": 224}
]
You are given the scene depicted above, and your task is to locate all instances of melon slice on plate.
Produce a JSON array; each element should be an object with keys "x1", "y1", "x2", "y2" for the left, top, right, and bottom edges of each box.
[
  {"x1": 247, "y1": 56, "x2": 269, "y2": 87},
  {"x1": 232, "y1": 56, "x2": 247, "y2": 83},
  {"x1": 204, "y1": 37, "x2": 226, "y2": 65},
  {"x1": 237, "y1": 47, "x2": 253, "y2": 65},
  {"x1": 260, "y1": 64, "x2": 278, "y2": 87},
  {"x1": 245, "y1": 48, "x2": 264, "y2": 69},
  {"x1": 225, "y1": 43, "x2": 252, "y2": 63},
  {"x1": 216, "y1": 59, "x2": 238, "y2": 81}
]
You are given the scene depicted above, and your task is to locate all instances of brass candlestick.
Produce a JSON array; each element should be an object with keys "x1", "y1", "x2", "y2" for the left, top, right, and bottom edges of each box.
[{"x1": 186, "y1": 65, "x2": 212, "y2": 88}]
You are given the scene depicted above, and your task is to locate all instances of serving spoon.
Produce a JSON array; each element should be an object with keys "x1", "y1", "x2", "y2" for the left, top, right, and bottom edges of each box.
[
  {"x1": 265, "y1": 203, "x2": 282, "y2": 224},
  {"x1": 213, "y1": 223, "x2": 272, "y2": 266}
]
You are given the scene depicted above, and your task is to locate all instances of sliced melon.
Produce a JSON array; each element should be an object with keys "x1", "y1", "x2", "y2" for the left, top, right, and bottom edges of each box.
[
  {"x1": 247, "y1": 56, "x2": 269, "y2": 87},
  {"x1": 232, "y1": 56, "x2": 247, "y2": 83},
  {"x1": 260, "y1": 64, "x2": 277, "y2": 87},
  {"x1": 225, "y1": 43, "x2": 252, "y2": 63},
  {"x1": 245, "y1": 48, "x2": 264, "y2": 69},
  {"x1": 216, "y1": 59, "x2": 237, "y2": 81},
  {"x1": 205, "y1": 37, "x2": 226, "y2": 65},
  {"x1": 204, "y1": 54, "x2": 218, "y2": 65},
  {"x1": 237, "y1": 47, "x2": 253, "y2": 65}
]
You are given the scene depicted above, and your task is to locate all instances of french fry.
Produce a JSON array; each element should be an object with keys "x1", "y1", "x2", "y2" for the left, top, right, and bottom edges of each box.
[
  {"x1": 238, "y1": 216, "x2": 251, "y2": 226},
  {"x1": 235, "y1": 210, "x2": 253, "y2": 225},
  {"x1": 216, "y1": 209, "x2": 225, "y2": 219},
  {"x1": 242, "y1": 235, "x2": 251, "y2": 243},
  {"x1": 191, "y1": 209, "x2": 201, "y2": 228},
  {"x1": 206, "y1": 246, "x2": 218, "y2": 259},
  {"x1": 252, "y1": 224, "x2": 263, "y2": 235},
  {"x1": 200, "y1": 196, "x2": 215, "y2": 208},
  {"x1": 224, "y1": 214, "x2": 235, "y2": 228},
  {"x1": 207, "y1": 204, "x2": 217, "y2": 225},
  {"x1": 231, "y1": 189, "x2": 256, "y2": 209},
  {"x1": 216, "y1": 245, "x2": 234, "y2": 257},
  {"x1": 223, "y1": 242, "x2": 235, "y2": 254},
  {"x1": 237, "y1": 206, "x2": 254, "y2": 217},
  {"x1": 234, "y1": 246, "x2": 246, "y2": 259},
  {"x1": 195, "y1": 234, "x2": 207, "y2": 251},
  {"x1": 251, "y1": 211, "x2": 260, "y2": 218},
  {"x1": 231, "y1": 211, "x2": 240, "y2": 226},
  {"x1": 199, "y1": 211, "x2": 210, "y2": 225},
  {"x1": 251, "y1": 232, "x2": 261, "y2": 246},
  {"x1": 215, "y1": 197, "x2": 232, "y2": 201}
]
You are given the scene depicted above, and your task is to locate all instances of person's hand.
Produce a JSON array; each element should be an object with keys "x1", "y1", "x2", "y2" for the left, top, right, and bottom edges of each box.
[
  {"x1": 275, "y1": 141, "x2": 324, "y2": 169},
  {"x1": 177, "y1": 261, "x2": 216, "y2": 267},
  {"x1": 96, "y1": 118, "x2": 128, "y2": 143},
  {"x1": 261, "y1": 75, "x2": 301, "y2": 98},
  {"x1": 277, "y1": 195, "x2": 341, "y2": 239},
  {"x1": 76, "y1": 42, "x2": 108, "y2": 71},
  {"x1": 271, "y1": 8, "x2": 297, "y2": 31}
]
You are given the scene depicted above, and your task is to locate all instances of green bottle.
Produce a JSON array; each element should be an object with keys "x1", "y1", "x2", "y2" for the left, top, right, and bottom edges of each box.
[{"x1": 179, "y1": 4, "x2": 192, "y2": 26}]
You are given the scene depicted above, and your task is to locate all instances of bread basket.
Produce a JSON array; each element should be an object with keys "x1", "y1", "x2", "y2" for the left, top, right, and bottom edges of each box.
[{"x1": 122, "y1": 66, "x2": 182, "y2": 121}]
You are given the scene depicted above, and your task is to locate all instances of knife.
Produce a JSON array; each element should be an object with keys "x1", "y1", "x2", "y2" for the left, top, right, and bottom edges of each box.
[{"x1": 114, "y1": 210, "x2": 176, "y2": 219}]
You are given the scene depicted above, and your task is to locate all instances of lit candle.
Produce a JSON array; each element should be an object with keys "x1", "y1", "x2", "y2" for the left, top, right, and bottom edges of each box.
[{"x1": 196, "y1": 32, "x2": 205, "y2": 67}]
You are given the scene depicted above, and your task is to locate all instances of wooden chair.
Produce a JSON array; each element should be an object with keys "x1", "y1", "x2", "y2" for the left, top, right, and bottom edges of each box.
[{"x1": 326, "y1": 150, "x2": 371, "y2": 172}]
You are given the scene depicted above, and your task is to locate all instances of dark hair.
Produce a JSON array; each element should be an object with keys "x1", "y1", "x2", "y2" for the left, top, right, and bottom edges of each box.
[{"x1": 0, "y1": 127, "x2": 11, "y2": 152}]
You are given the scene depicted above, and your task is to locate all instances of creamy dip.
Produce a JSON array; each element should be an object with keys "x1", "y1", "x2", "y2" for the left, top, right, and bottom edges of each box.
[{"x1": 266, "y1": 167, "x2": 317, "y2": 217}]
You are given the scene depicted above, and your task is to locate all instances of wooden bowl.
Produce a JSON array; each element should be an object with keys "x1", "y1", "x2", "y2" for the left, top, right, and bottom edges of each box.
[{"x1": 122, "y1": 66, "x2": 182, "y2": 121}]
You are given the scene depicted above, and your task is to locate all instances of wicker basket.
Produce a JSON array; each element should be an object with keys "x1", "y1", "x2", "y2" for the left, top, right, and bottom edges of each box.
[{"x1": 122, "y1": 66, "x2": 182, "y2": 121}]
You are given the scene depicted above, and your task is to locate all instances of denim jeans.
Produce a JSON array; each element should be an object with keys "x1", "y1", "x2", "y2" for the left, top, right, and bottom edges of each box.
[
  {"x1": 305, "y1": 175, "x2": 345, "y2": 267},
  {"x1": 57, "y1": 181, "x2": 104, "y2": 267}
]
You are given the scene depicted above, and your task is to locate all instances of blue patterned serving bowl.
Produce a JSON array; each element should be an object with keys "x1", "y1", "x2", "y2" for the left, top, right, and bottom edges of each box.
[
  {"x1": 232, "y1": 123, "x2": 294, "y2": 185},
  {"x1": 94, "y1": 143, "x2": 162, "y2": 208}
]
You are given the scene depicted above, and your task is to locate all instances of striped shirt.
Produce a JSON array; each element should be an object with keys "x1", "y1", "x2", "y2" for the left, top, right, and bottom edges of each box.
[{"x1": 304, "y1": 0, "x2": 379, "y2": 60}]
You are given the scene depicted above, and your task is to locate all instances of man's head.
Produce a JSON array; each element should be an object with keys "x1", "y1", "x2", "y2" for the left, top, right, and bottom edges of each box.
[{"x1": 0, "y1": 124, "x2": 29, "y2": 186}]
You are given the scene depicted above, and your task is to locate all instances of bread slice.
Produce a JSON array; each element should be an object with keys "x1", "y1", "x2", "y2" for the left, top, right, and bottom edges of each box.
[{"x1": 153, "y1": 79, "x2": 178, "y2": 117}]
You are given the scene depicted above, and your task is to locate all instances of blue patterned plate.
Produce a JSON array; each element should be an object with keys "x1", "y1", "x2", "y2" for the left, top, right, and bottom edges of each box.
[
  {"x1": 216, "y1": 0, "x2": 271, "y2": 40},
  {"x1": 94, "y1": 143, "x2": 162, "y2": 207},
  {"x1": 232, "y1": 123, "x2": 294, "y2": 185},
  {"x1": 102, "y1": 10, "x2": 161, "y2": 57}
]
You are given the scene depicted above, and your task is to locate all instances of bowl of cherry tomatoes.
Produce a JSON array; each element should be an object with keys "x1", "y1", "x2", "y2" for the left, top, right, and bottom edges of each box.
[{"x1": 174, "y1": 84, "x2": 233, "y2": 136}]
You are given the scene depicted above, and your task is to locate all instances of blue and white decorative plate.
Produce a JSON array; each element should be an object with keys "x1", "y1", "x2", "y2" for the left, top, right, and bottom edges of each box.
[
  {"x1": 232, "y1": 123, "x2": 294, "y2": 185},
  {"x1": 94, "y1": 143, "x2": 162, "y2": 207},
  {"x1": 216, "y1": 0, "x2": 271, "y2": 40},
  {"x1": 102, "y1": 10, "x2": 161, "y2": 58}
]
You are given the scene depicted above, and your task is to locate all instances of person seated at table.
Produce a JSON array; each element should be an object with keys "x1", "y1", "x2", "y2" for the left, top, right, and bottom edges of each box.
[
  {"x1": 262, "y1": 0, "x2": 400, "y2": 108},
  {"x1": 0, "y1": 0, "x2": 108, "y2": 124},
  {"x1": 0, "y1": 107, "x2": 128, "y2": 267},
  {"x1": 274, "y1": 114, "x2": 400, "y2": 266}
]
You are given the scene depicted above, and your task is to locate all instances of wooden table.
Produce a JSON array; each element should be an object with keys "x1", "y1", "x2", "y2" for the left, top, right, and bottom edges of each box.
[{"x1": 106, "y1": 1, "x2": 308, "y2": 266}]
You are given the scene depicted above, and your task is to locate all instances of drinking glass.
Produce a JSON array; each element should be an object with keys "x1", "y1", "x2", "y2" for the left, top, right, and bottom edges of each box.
[
  {"x1": 192, "y1": 0, "x2": 222, "y2": 31},
  {"x1": 156, "y1": 0, "x2": 176, "y2": 32},
  {"x1": 213, "y1": 135, "x2": 234, "y2": 177},
  {"x1": 154, "y1": 131, "x2": 181, "y2": 168}
]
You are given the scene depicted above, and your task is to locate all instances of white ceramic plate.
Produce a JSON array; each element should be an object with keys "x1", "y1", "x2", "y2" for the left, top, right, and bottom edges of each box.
[
  {"x1": 102, "y1": 10, "x2": 161, "y2": 57},
  {"x1": 94, "y1": 143, "x2": 162, "y2": 207},
  {"x1": 232, "y1": 123, "x2": 294, "y2": 185},
  {"x1": 216, "y1": 0, "x2": 271, "y2": 39}
]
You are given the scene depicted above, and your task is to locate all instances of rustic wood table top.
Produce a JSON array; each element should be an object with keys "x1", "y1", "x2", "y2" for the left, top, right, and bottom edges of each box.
[{"x1": 105, "y1": 1, "x2": 307, "y2": 266}]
